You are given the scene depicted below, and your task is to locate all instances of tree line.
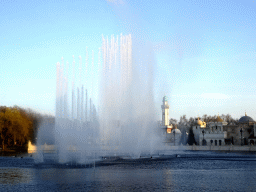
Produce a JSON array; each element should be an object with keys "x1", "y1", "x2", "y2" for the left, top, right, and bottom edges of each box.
[
  {"x1": 0, "y1": 105, "x2": 53, "y2": 151},
  {"x1": 170, "y1": 114, "x2": 239, "y2": 128}
]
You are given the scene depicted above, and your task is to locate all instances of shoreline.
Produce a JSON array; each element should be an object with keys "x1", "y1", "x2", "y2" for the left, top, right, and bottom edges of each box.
[
  {"x1": 165, "y1": 145, "x2": 256, "y2": 152},
  {"x1": 3, "y1": 144, "x2": 256, "y2": 156}
]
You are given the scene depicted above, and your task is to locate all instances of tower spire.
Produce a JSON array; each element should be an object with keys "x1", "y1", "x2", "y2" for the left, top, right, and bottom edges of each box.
[{"x1": 161, "y1": 96, "x2": 169, "y2": 126}]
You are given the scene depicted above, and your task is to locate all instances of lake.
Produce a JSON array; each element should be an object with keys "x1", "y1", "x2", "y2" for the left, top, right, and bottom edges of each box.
[{"x1": 0, "y1": 151, "x2": 255, "y2": 191}]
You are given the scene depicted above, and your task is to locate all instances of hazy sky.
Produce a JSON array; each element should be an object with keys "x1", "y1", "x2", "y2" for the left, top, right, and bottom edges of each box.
[{"x1": 1, "y1": 0, "x2": 256, "y2": 120}]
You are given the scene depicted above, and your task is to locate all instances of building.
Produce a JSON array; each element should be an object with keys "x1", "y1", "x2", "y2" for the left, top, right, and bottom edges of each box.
[
  {"x1": 161, "y1": 96, "x2": 170, "y2": 126},
  {"x1": 249, "y1": 124, "x2": 256, "y2": 145},
  {"x1": 224, "y1": 112, "x2": 256, "y2": 145},
  {"x1": 158, "y1": 94, "x2": 256, "y2": 146},
  {"x1": 160, "y1": 96, "x2": 172, "y2": 141},
  {"x1": 192, "y1": 112, "x2": 256, "y2": 146},
  {"x1": 160, "y1": 96, "x2": 181, "y2": 144},
  {"x1": 193, "y1": 115, "x2": 227, "y2": 146}
]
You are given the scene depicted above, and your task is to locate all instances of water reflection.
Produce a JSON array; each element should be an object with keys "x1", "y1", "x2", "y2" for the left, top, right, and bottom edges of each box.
[
  {"x1": 164, "y1": 169, "x2": 174, "y2": 190},
  {"x1": 92, "y1": 165, "x2": 174, "y2": 191},
  {"x1": 0, "y1": 168, "x2": 32, "y2": 185},
  {"x1": 33, "y1": 167, "x2": 171, "y2": 191},
  {"x1": 34, "y1": 168, "x2": 91, "y2": 184}
]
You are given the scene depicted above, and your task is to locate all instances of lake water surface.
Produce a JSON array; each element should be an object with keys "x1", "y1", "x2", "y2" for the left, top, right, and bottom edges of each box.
[{"x1": 0, "y1": 151, "x2": 255, "y2": 191}]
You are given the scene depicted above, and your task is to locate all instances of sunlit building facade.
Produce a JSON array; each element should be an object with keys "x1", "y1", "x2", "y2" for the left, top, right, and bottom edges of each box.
[
  {"x1": 193, "y1": 113, "x2": 256, "y2": 146},
  {"x1": 193, "y1": 116, "x2": 227, "y2": 146}
]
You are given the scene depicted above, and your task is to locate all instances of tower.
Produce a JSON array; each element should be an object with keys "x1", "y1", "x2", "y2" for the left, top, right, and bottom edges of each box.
[{"x1": 161, "y1": 96, "x2": 169, "y2": 126}]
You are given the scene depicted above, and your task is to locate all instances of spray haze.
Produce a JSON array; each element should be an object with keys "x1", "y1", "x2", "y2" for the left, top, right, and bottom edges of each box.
[
  {"x1": 35, "y1": 33, "x2": 162, "y2": 163},
  {"x1": 100, "y1": 34, "x2": 159, "y2": 156}
]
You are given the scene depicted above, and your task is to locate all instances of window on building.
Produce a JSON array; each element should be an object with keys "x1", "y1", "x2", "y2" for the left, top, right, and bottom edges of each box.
[
  {"x1": 210, "y1": 140, "x2": 213, "y2": 145},
  {"x1": 215, "y1": 140, "x2": 217, "y2": 146},
  {"x1": 219, "y1": 140, "x2": 222, "y2": 146}
]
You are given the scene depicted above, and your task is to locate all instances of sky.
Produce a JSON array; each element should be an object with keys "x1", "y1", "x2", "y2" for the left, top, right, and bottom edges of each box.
[{"x1": 0, "y1": 0, "x2": 256, "y2": 121}]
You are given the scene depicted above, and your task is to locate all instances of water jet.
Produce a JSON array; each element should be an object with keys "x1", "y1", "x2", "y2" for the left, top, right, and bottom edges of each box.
[{"x1": 35, "y1": 34, "x2": 163, "y2": 165}]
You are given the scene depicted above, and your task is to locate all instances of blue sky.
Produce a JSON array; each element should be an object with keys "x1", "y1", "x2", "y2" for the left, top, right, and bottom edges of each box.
[{"x1": 0, "y1": 0, "x2": 256, "y2": 120}]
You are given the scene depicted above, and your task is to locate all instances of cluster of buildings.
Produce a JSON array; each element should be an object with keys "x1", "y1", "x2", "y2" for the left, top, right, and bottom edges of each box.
[{"x1": 160, "y1": 96, "x2": 256, "y2": 146}]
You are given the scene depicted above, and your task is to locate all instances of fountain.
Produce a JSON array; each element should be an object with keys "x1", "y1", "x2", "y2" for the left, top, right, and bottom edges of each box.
[
  {"x1": 35, "y1": 34, "x2": 164, "y2": 165},
  {"x1": 100, "y1": 34, "x2": 160, "y2": 157}
]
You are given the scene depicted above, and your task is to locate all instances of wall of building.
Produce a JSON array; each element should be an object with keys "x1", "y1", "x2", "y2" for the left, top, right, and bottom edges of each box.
[
  {"x1": 224, "y1": 124, "x2": 254, "y2": 145},
  {"x1": 166, "y1": 145, "x2": 256, "y2": 152}
]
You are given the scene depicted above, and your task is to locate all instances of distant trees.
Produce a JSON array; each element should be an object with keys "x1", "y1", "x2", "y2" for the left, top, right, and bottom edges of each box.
[
  {"x1": 0, "y1": 106, "x2": 51, "y2": 151},
  {"x1": 223, "y1": 114, "x2": 238, "y2": 125},
  {"x1": 201, "y1": 114, "x2": 216, "y2": 123},
  {"x1": 169, "y1": 118, "x2": 178, "y2": 126},
  {"x1": 187, "y1": 128, "x2": 196, "y2": 145},
  {"x1": 180, "y1": 129, "x2": 188, "y2": 145},
  {"x1": 179, "y1": 115, "x2": 188, "y2": 126},
  {"x1": 0, "y1": 106, "x2": 31, "y2": 150},
  {"x1": 188, "y1": 117, "x2": 195, "y2": 127},
  {"x1": 177, "y1": 115, "x2": 188, "y2": 145},
  {"x1": 201, "y1": 114, "x2": 238, "y2": 125}
]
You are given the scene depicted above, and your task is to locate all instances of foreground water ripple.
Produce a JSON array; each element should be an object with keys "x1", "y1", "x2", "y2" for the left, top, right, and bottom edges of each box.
[{"x1": 0, "y1": 152, "x2": 255, "y2": 191}]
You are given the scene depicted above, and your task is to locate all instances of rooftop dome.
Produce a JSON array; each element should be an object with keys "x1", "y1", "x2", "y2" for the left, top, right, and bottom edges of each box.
[
  {"x1": 215, "y1": 115, "x2": 223, "y2": 122},
  {"x1": 195, "y1": 117, "x2": 203, "y2": 125},
  {"x1": 238, "y1": 112, "x2": 254, "y2": 123}
]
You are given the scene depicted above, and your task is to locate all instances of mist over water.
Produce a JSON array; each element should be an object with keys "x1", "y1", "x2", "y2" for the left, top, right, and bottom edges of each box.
[{"x1": 36, "y1": 34, "x2": 162, "y2": 163}]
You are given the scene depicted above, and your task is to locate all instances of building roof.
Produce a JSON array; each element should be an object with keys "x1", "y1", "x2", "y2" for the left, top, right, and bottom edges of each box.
[
  {"x1": 238, "y1": 112, "x2": 254, "y2": 123},
  {"x1": 215, "y1": 115, "x2": 223, "y2": 122},
  {"x1": 195, "y1": 117, "x2": 203, "y2": 125}
]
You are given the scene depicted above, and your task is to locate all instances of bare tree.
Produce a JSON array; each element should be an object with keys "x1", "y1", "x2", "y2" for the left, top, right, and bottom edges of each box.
[{"x1": 169, "y1": 118, "x2": 178, "y2": 126}]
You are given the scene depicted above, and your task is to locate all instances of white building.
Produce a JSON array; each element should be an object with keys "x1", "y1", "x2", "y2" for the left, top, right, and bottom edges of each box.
[{"x1": 193, "y1": 115, "x2": 227, "y2": 146}]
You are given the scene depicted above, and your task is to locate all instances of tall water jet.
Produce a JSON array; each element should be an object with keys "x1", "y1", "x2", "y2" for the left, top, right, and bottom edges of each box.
[
  {"x1": 100, "y1": 34, "x2": 159, "y2": 157},
  {"x1": 36, "y1": 34, "x2": 161, "y2": 164},
  {"x1": 53, "y1": 54, "x2": 100, "y2": 164}
]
